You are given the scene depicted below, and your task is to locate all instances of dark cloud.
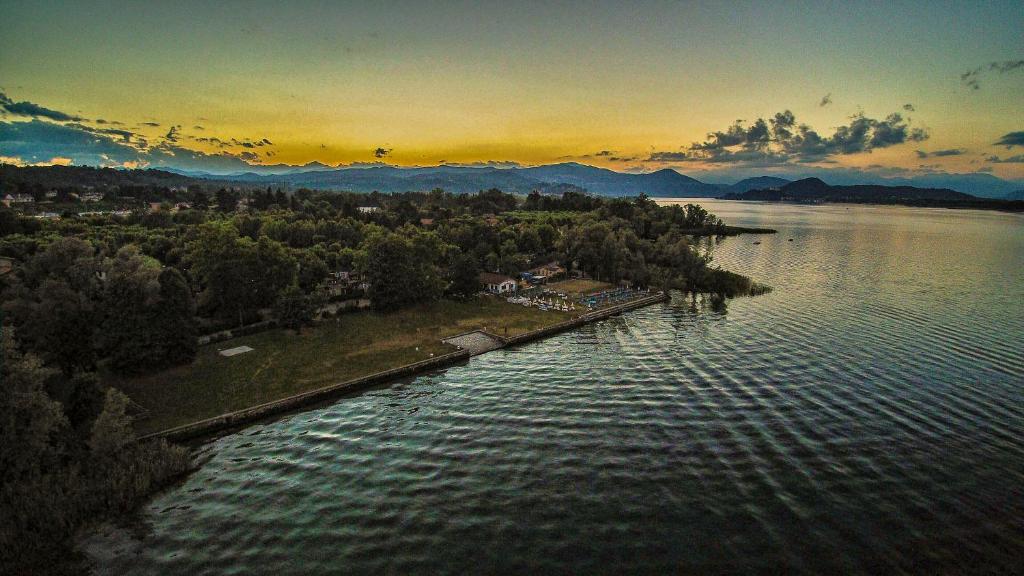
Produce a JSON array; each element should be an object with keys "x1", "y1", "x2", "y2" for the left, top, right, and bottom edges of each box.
[
  {"x1": 0, "y1": 119, "x2": 269, "y2": 172},
  {"x1": 141, "y1": 121, "x2": 161, "y2": 127},
  {"x1": 0, "y1": 119, "x2": 141, "y2": 165},
  {"x1": 594, "y1": 150, "x2": 613, "y2": 156},
  {"x1": 646, "y1": 151, "x2": 688, "y2": 162},
  {"x1": 672, "y1": 109, "x2": 928, "y2": 165},
  {"x1": 193, "y1": 125, "x2": 204, "y2": 130},
  {"x1": 0, "y1": 91, "x2": 83, "y2": 122},
  {"x1": 165, "y1": 125, "x2": 181, "y2": 142},
  {"x1": 961, "y1": 59, "x2": 1024, "y2": 90},
  {"x1": 819, "y1": 93, "x2": 832, "y2": 107},
  {"x1": 916, "y1": 148, "x2": 964, "y2": 158},
  {"x1": 995, "y1": 131, "x2": 1024, "y2": 148},
  {"x1": 675, "y1": 107, "x2": 925, "y2": 163},
  {"x1": 903, "y1": 103, "x2": 915, "y2": 112},
  {"x1": 985, "y1": 154, "x2": 1024, "y2": 163},
  {"x1": 374, "y1": 147, "x2": 391, "y2": 158},
  {"x1": 608, "y1": 156, "x2": 637, "y2": 162}
]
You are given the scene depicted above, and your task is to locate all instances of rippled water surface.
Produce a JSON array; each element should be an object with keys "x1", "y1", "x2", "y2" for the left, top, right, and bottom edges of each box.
[{"x1": 110, "y1": 202, "x2": 1024, "y2": 574}]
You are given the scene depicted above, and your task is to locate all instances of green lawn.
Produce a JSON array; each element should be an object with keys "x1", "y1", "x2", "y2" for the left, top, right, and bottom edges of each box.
[
  {"x1": 546, "y1": 278, "x2": 614, "y2": 297},
  {"x1": 111, "y1": 297, "x2": 568, "y2": 435}
]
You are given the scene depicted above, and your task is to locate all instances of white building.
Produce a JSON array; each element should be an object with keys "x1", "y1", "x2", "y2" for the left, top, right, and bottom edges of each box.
[{"x1": 479, "y1": 272, "x2": 517, "y2": 294}]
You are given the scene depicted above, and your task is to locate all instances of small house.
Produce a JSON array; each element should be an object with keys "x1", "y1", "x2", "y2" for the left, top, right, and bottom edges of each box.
[
  {"x1": 479, "y1": 272, "x2": 517, "y2": 294},
  {"x1": 357, "y1": 206, "x2": 380, "y2": 214},
  {"x1": 2, "y1": 193, "x2": 34, "y2": 207},
  {"x1": 528, "y1": 261, "x2": 566, "y2": 283}
]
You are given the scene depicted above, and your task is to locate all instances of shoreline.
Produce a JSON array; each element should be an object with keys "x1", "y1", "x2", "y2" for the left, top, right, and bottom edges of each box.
[{"x1": 140, "y1": 292, "x2": 669, "y2": 443}]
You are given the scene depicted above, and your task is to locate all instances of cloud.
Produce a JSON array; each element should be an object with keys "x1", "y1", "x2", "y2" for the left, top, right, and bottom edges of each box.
[
  {"x1": 165, "y1": 125, "x2": 182, "y2": 142},
  {"x1": 995, "y1": 131, "x2": 1024, "y2": 148},
  {"x1": 646, "y1": 151, "x2": 688, "y2": 162},
  {"x1": 0, "y1": 118, "x2": 271, "y2": 172},
  {"x1": 0, "y1": 119, "x2": 142, "y2": 165},
  {"x1": 961, "y1": 59, "x2": 1024, "y2": 90},
  {"x1": 373, "y1": 147, "x2": 391, "y2": 158},
  {"x1": 985, "y1": 154, "x2": 1024, "y2": 163},
  {"x1": 903, "y1": 103, "x2": 915, "y2": 112},
  {"x1": 594, "y1": 150, "x2": 613, "y2": 156},
  {"x1": 916, "y1": 148, "x2": 964, "y2": 158},
  {"x1": 672, "y1": 108, "x2": 929, "y2": 165},
  {"x1": 141, "y1": 121, "x2": 160, "y2": 127},
  {"x1": 819, "y1": 93, "x2": 832, "y2": 107},
  {"x1": 0, "y1": 91, "x2": 83, "y2": 122}
]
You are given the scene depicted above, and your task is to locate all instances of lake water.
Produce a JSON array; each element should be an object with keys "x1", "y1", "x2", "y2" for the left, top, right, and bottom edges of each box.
[{"x1": 101, "y1": 201, "x2": 1024, "y2": 574}]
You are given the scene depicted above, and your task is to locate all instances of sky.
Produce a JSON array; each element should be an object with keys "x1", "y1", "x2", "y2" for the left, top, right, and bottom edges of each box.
[{"x1": 1, "y1": 0, "x2": 1022, "y2": 182}]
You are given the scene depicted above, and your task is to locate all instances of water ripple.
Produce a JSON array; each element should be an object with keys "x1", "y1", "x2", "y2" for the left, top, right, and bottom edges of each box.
[{"x1": 100, "y1": 203, "x2": 1024, "y2": 575}]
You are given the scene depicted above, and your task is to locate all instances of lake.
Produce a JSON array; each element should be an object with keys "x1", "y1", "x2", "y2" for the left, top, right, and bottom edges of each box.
[{"x1": 97, "y1": 201, "x2": 1024, "y2": 574}]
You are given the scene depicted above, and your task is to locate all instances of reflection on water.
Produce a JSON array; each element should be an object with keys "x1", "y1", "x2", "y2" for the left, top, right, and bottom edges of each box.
[{"x1": 103, "y1": 202, "x2": 1024, "y2": 574}]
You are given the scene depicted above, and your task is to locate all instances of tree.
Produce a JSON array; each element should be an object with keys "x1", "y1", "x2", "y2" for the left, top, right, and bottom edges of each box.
[
  {"x1": 187, "y1": 222, "x2": 295, "y2": 324},
  {"x1": 88, "y1": 388, "x2": 133, "y2": 455},
  {"x1": 364, "y1": 232, "x2": 443, "y2": 311},
  {"x1": 274, "y1": 284, "x2": 317, "y2": 332},
  {"x1": 151, "y1": 267, "x2": 198, "y2": 367},
  {"x1": 447, "y1": 253, "x2": 481, "y2": 297},
  {"x1": 3, "y1": 237, "x2": 105, "y2": 375}
]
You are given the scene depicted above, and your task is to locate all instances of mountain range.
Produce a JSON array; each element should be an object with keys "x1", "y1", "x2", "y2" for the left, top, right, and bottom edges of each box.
[
  {"x1": 161, "y1": 162, "x2": 1022, "y2": 199},
  {"x1": 5, "y1": 162, "x2": 1023, "y2": 202}
]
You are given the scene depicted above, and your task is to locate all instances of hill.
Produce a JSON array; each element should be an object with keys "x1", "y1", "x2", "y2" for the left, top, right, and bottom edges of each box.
[
  {"x1": 725, "y1": 176, "x2": 791, "y2": 194},
  {"x1": 1004, "y1": 190, "x2": 1024, "y2": 201},
  {"x1": 0, "y1": 164, "x2": 223, "y2": 190},
  {"x1": 720, "y1": 177, "x2": 1024, "y2": 211},
  {"x1": 723, "y1": 178, "x2": 974, "y2": 202}
]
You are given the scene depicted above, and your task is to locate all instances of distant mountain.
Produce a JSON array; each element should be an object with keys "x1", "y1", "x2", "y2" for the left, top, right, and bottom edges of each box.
[
  {"x1": 800, "y1": 172, "x2": 1017, "y2": 199},
  {"x1": 1004, "y1": 190, "x2": 1024, "y2": 201},
  {"x1": 725, "y1": 176, "x2": 791, "y2": 194},
  {"x1": 723, "y1": 177, "x2": 976, "y2": 202},
  {"x1": 218, "y1": 162, "x2": 721, "y2": 197}
]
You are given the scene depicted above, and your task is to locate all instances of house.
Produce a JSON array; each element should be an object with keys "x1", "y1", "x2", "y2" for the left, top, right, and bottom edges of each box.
[
  {"x1": 148, "y1": 202, "x2": 163, "y2": 212},
  {"x1": 357, "y1": 206, "x2": 380, "y2": 214},
  {"x1": 528, "y1": 261, "x2": 566, "y2": 282},
  {"x1": 80, "y1": 192, "x2": 105, "y2": 203},
  {"x1": 2, "y1": 193, "x2": 34, "y2": 207},
  {"x1": 479, "y1": 272, "x2": 517, "y2": 294},
  {"x1": 419, "y1": 217, "x2": 435, "y2": 226},
  {"x1": 0, "y1": 257, "x2": 14, "y2": 277}
]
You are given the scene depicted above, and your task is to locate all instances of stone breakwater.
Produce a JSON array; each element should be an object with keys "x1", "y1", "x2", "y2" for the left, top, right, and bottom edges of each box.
[{"x1": 142, "y1": 293, "x2": 669, "y2": 443}]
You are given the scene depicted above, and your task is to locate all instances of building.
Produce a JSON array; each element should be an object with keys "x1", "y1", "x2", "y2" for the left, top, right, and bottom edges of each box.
[
  {"x1": 2, "y1": 193, "x2": 34, "y2": 207},
  {"x1": 479, "y1": 272, "x2": 517, "y2": 294},
  {"x1": 80, "y1": 192, "x2": 105, "y2": 203},
  {"x1": 357, "y1": 206, "x2": 380, "y2": 214},
  {"x1": 528, "y1": 261, "x2": 566, "y2": 283}
]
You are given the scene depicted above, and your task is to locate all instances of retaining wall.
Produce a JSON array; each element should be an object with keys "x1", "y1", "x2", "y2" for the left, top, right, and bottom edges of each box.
[
  {"x1": 141, "y1": 348, "x2": 471, "y2": 442},
  {"x1": 143, "y1": 292, "x2": 669, "y2": 443}
]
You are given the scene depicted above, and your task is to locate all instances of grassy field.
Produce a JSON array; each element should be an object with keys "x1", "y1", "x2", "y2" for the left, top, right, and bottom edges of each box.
[
  {"x1": 111, "y1": 297, "x2": 569, "y2": 435},
  {"x1": 546, "y1": 278, "x2": 615, "y2": 297}
]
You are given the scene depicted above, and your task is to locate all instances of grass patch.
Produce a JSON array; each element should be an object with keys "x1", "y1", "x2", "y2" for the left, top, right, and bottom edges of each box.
[
  {"x1": 546, "y1": 278, "x2": 615, "y2": 297},
  {"x1": 109, "y1": 297, "x2": 568, "y2": 435}
]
